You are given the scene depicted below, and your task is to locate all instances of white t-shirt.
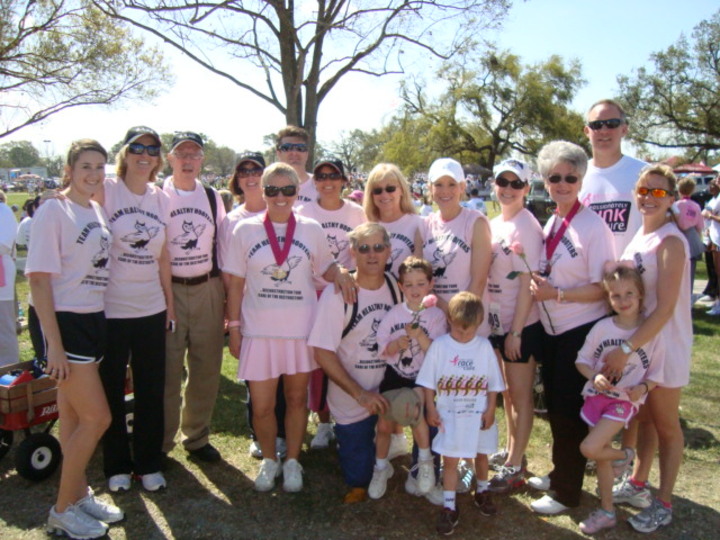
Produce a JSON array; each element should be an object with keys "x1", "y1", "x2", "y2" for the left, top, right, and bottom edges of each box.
[
  {"x1": 219, "y1": 204, "x2": 264, "y2": 269},
  {"x1": 308, "y1": 283, "x2": 398, "y2": 425},
  {"x1": 380, "y1": 213, "x2": 424, "y2": 278},
  {"x1": 103, "y1": 178, "x2": 170, "y2": 318},
  {"x1": 0, "y1": 203, "x2": 17, "y2": 302},
  {"x1": 376, "y1": 302, "x2": 447, "y2": 380},
  {"x1": 162, "y1": 178, "x2": 226, "y2": 278},
  {"x1": 462, "y1": 197, "x2": 487, "y2": 215},
  {"x1": 621, "y1": 222, "x2": 692, "y2": 388},
  {"x1": 416, "y1": 334, "x2": 505, "y2": 457},
  {"x1": 706, "y1": 195, "x2": 720, "y2": 246},
  {"x1": 295, "y1": 175, "x2": 317, "y2": 206},
  {"x1": 579, "y1": 155, "x2": 646, "y2": 256},
  {"x1": 223, "y1": 213, "x2": 335, "y2": 339},
  {"x1": 296, "y1": 200, "x2": 367, "y2": 270},
  {"x1": 26, "y1": 199, "x2": 111, "y2": 313},
  {"x1": 488, "y1": 209, "x2": 542, "y2": 334},
  {"x1": 576, "y1": 317, "x2": 666, "y2": 407},
  {"x1": 16, "y1": 216, "x2": 32, "y2": 248},
  {"x1": 539, "y1": 207, "x2": 616, "y2": 335}
]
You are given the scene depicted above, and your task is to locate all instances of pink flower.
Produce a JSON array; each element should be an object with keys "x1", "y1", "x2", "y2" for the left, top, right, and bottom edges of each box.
[
  {"x1": 421, "y1": 294, "x2": 438, "y2": 309},
  {"x1": 510, "y1": 241, "x2": 524, "y2": 256}
]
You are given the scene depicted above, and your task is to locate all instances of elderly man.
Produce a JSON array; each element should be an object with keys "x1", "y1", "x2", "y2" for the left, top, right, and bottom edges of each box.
[
  {"x1": 308, "y1": 222, "x2": 400, "y2": 503},
  {"x1": 275, "y1": 125, "x2": 317, "y2": 205},
  {"x1": 162, "y1": 132, "x2": 227, "y2": 462},
  {"x1": 580, "y1": 99, "x2": 647, "y2": 255}
]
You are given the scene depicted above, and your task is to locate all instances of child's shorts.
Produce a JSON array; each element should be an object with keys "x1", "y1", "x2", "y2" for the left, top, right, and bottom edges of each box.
[
  {"x1": 379, "y1": 364, "x2": 418, "y2": 393},
  {"x1": 581, "y1": 394, "x2": 637, "y2": 427}
]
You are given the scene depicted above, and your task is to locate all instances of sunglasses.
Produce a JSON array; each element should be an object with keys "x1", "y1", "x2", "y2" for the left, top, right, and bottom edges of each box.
[
  {"x1": 263, "y1": 185, "x2": 297, "y2": 197},
  {"x1": 495, "y1": 177, "x2": 526, "y2": 190},
  {"x1": 315, "y1": 172, "x2": 343, "y2": 181},
  {"x1": 586, "y1": 118, "x2": 624, "y2": 131},
  {"x1": 356, "y1": 243, "x2": 387, "y2": 254},
  {"x1": 548, "y1": 174, "x2": 579, "y2": 184},
  {"x1": 371, "y1": 185, "x2": 398, "y2": 195},
  {"x1": 128, "y1": 143, "x2": 161, "y2": 157},
  {"x1": 236, "y1": 167, "x2": 263, "y2": 178},
  {"x1": 277, "y1": 143, "x2": 308, "y2": 153},
  {"x1": 636, "y1": 186, "x2": 671, "y2": 198}
]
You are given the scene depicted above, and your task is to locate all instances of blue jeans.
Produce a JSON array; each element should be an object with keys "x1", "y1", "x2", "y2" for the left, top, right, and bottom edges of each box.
[{"x1": 334, "y1": 415, "x2": 377, "y2": 488}]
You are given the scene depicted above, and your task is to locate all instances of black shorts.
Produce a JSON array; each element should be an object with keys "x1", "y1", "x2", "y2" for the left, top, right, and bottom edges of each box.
[
  {"x1": 379, "y1": 364, "x2": 418, "y2": 393},
  {"x1": 53, "y1": 311, "x2": 107, "y2": 363},
  {"x1": 488, "y1": 321, "x2": 543, "y2": 364}
]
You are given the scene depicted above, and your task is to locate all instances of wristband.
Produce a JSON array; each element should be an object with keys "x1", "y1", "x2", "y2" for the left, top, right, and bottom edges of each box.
[
  {"x1": 510, "y1": 330, "x2": 521, "y2": 338},
  {"x1": 557, "y1": 288, "x2": 565, "y2": 303},
  {"x1": 227, "y1": 320, "x2": 241, "y2": 328}
]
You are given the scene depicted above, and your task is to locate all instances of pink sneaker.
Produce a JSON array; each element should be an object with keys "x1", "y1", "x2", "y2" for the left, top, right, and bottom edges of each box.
[{"x1": 579, "y1": 509, "x2": 617, "y2": 534}]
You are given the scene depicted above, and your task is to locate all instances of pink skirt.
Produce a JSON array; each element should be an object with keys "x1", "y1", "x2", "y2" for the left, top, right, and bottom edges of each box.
[{"x1": 238, "y1": 337, "x2": 317, "y2": 381}]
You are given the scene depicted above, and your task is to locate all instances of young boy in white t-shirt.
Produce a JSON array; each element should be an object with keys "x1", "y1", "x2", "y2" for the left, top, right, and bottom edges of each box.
[{"x1": 417, "y1": 292, "x2": 505, "y2": 536}]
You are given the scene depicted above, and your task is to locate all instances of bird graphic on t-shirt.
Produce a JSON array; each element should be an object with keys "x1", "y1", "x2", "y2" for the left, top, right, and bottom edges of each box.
[
  {"x1": 384, "y1": 247, "x2": 403, "y2": 273},
  {"x1": 171, "y1": 221, "x2": 206, "y2": 250},
  {"x1": 92, "y1": 236, "x2": 110, "y2": 269},
  {"x1": 431, "y1": 246, "x2": 456, "y2": 278},
  {"x1": 326, "y1": 235, "x2": 349, "y2": 260},
  {"x1": 261, "y1": 255, "x2": 302, "y2": 285},
  {"x1": 122, "y1": 221, "x2": 160, "y2": 250},
  {"x1": 359, "y1": 318, "x2": 381, "y2": 354}
]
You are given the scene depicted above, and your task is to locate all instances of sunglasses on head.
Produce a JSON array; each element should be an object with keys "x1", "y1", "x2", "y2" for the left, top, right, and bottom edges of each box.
[
  {"x1": 548, "y1": 174, "x2": 579, "y2": 184},
  {"x1": 236, "y1": 167, "x2": 263, "y2": 178},
  {"x1": 128, "y1": 143, "x2": 161, "y2": 157},
  {"x1": 495, "y1": 177, "x2": 526, "y2": 190},
  {"x1": 356, "y1": 243, "x2": 387, "y2": 254},
  {"x1": 372, "y1": 185, "x2": 398, "y2": 195},
  {"x1": 636, "y1": 186, "x2": 671, "y2": 198},
  {"x1": 277, "y1": 143, "x2": 308, "y2": 153},
  {"x1": 587, "y1": 118, "x2": 624, "y2": 131},
  {"x1": 315, "y1": 172, "x2": 343, "y2": 181},
  {"x1": 263, "y1": 185, "x2": 298, "y2": 197}
]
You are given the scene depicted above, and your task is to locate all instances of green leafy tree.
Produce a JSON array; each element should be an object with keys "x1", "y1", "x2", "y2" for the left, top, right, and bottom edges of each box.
[
  {"x1": 0, "y1": 140, "x2": 41, "y2": 167},
  {"x1": 617, "y1": 10, "x2": 720, "y2": 160},
  {"x1": 93, "y1": 0, "x2": 509, "y2": 164},
  {"x1": 0, "y1": 0, "x2": 171, "y2": 139}
]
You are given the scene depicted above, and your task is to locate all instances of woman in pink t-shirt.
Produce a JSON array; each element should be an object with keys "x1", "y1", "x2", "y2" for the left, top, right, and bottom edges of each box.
[
  {"x1": 672, "y1": 176, "x2": 704, "y2": 294},
  {"x1": 607, "y1": 165, "x2": 691, "y2": 533}
]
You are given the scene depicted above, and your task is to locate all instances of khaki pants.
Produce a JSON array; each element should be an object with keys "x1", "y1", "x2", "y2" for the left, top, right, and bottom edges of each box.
[{"x1": 163, "y1": 277, "x2": 225, "y2": 452}]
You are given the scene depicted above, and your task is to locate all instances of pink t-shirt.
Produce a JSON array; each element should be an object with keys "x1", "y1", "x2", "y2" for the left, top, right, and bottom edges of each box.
[
  {"x1": 162, "y1": 178, "x2": 226, "y2": 278},
  {"x1": 621, "y1": 222, "x2": 692, "y2": 388},
  {"x1": 376, "y1": 302, "x2": 447, "y2": 380},
  {"x1": 223, "y1": 213, "x2": 335, "y2": 339},
  {"x1": 295, "y1": 175, "x2": 317, "y2": 206},
  {"x1": 488, "y1": 209, "x2": 542, "y2": 334},
  {"x1": 219, "y1": 205, "x2": 264, "y2": 269},
  {"x1": 416, "y1": 333, "x2": 505, "y2": 457},
  {"x1": 381, "y1": 213, "x2": 424, "y2": 277},
  {"x1": 672, "y1": 198, "x2": 703, "y2": 233},
  {"x1": 103, "y1": 178, "x2": 170, "y2": 318},
  {"x1": 296, "y1": 200, "x2": 367, "y2": 270},
  {"x1": 26, "y1": 199, "x2": 111, "y2": 313},
  {"x1": 308, "y1": 283, "x2": 398, "y2": 425},
  {"x1": 539, "y1": 207, "x2": 616, "y2": 335},
  {"x1": 576, "y1": 317, "x2": 666, "y2": 407}
]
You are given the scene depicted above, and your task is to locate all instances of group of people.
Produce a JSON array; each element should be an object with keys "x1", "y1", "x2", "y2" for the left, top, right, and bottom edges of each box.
[{"x1": 15, "y1": 98, "x2": 699, "y2": 538}]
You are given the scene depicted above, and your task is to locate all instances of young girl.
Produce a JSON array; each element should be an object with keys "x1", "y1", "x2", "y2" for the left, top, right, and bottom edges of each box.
[
  {"x1": 370, "y1": 257, "x2": 447, "y2": 499},
  {"x1": 575, "y1": 265, "x2": 665, "y2": 534},
  {"x1": 27, "y1": 140, "x2": 123, "y2": 538},
  {"x1": 417, "y1": 292, "x2": 505, "y2": 536}
]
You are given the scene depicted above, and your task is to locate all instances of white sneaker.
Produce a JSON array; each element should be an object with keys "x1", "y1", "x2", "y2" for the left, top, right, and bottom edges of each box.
[
  {"x1": 528, "y1": 475, "x2": 550, "y2": 491},
  {"x1": 387, "y1": 433, "x2": 408, "y2": 460},
  {"x1": 47, "y1": 504, "x2": 108, "y2": 539},
  {"x1": 697, "y1": 294, "x2": 717, "y2": 304},
  {"x1": 417, "y1": 459, "x2": 436, "y2": 494},
  {"x1": 248, "y1": 440, "x2": 263, "y2": 459},
  {"x1": 456, "y1": 460, "x2": 474, "y2": 494},
  {"x1": 707, "y1": 303, "x2": 720, "y2": 315},
  {"x1": 310, "y1": 423, "x2": 334, "y2": 449},
  {"x1": 108, "y1": 474, "x2": 131, "y2": 493},
  {"x1": 368, "y1": 463, "x2": 394, "y2": 499},
  {"x1": 140, "y1": 472, "x2": 167, "y2": 492},
  {"x1": 255, "y1": 458, "x2": 281, "y2": 492},
  {"x1": 530, "y1": 494, "x2": 569, "y2": 515},
  {"x1": 283, "y1": 458, "x2": 304, "y2": 492},
  {"x1": 76, "y1": 489, "x2": 124, "y2": 524},
  {"x1": 405, "y1": 471, "x2": 444, "y2": 506}
]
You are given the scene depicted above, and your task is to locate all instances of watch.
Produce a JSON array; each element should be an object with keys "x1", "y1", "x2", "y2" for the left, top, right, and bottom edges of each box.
[
  {"x1": 620, "y1": 340, "x2": 634, "y2": 355},
  {"x1": 510, "y1": 330, "x2": 522, "y2": 338}
]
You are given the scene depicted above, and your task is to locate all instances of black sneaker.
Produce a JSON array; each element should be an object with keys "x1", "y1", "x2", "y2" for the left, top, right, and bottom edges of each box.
[
  {"x1": 474, "y1": 490, "x2": 498, "y2": 516},
  {"x1": 436, "y1": 507, "x2": 459, "y2": 535},
  {"x1": 188, "y1": 443, "x2": 221, "y2": 463}
]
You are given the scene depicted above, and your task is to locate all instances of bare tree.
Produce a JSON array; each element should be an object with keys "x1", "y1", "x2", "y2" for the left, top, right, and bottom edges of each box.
[
  {"x1": 93, "y1": 0, "x2": 509, "y2": 161},
  {"x1": 0, "y1": 0, "x2": 170, "y2": 139}
]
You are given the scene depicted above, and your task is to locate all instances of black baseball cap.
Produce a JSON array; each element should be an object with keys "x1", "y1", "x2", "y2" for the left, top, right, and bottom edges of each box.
[
  {"x1": 236, "y1": 152, "x2": 266, "y2": 169},
  {"x1": 171, "y1": 131, "x2": 204, "y2": 152},
  {"x1": 123, "y1": 126, "x2": 160, "y2": 146},
  {"x1": 313, "y1": 158, "x2": 346, "y2": 179}
]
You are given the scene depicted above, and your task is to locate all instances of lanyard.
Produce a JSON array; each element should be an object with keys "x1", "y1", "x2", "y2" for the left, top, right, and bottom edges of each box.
[
  {"x1": 545, "y1": 200, "x2": 581, "y2": 264},
  {"x1": 263, "y1": 211, "x2": 297, "y2": 268}
]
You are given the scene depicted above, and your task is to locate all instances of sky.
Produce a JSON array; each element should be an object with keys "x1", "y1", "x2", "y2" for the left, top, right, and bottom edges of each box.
[{"x1": 4, "y1": 0, "x2": 718, "y2": 160}]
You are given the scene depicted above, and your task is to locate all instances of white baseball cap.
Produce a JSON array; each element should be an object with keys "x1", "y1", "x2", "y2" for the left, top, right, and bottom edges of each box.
[{"x1": 429, "y1": 158, "x2": 464, "y2": 183}]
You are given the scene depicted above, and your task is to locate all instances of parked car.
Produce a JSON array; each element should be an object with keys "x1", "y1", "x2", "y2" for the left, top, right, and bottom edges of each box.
[{"x1": 526, "y1": 179, "x2": 555, "y2": 225}]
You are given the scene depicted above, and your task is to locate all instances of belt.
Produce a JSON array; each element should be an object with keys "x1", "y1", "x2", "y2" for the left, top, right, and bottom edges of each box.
[{"x1": 172, "y1": 272, "x2": 213, "y2": 286}]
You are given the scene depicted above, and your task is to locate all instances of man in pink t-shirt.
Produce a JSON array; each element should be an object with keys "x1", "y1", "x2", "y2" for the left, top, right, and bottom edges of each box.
[{"x1": 162, "y1": 132, "x2": 226, "y2": 463}]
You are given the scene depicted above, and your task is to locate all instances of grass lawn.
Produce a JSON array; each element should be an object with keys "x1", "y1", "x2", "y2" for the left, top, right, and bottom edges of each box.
[{"x1": 1, "y1": 191, "x2": 718, "y2": 538}]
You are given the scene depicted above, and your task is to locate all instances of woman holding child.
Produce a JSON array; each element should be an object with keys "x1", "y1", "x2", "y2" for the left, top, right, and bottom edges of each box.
[{"x1": 527, "y1": 141, "x2": 615, "y2": 515}]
